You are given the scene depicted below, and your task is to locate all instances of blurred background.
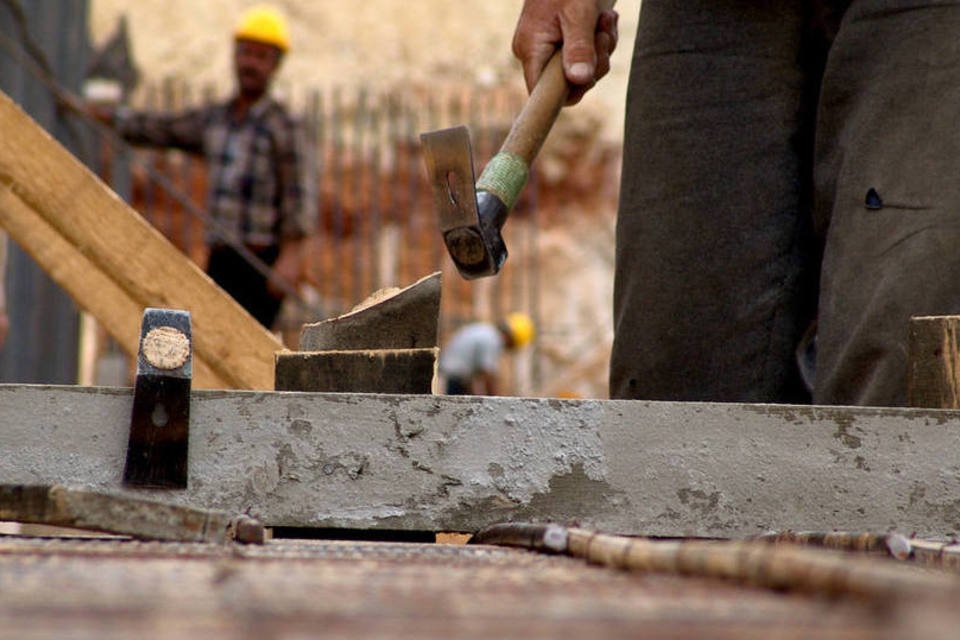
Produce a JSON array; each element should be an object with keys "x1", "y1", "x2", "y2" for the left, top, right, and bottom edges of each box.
[{"x1": 0, "y1": 0, "x2": 640, "y2": 398}]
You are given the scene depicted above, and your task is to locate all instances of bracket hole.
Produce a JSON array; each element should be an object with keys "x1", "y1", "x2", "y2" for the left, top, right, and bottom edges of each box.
[{"x1": 151, "y1": 403, "x2": 169, "y2": 428}]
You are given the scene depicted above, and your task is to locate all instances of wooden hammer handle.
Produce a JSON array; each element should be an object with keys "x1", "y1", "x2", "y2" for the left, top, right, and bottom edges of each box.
[{"x1": 500, "y1": 0, "x2": 618, "y2": 164}]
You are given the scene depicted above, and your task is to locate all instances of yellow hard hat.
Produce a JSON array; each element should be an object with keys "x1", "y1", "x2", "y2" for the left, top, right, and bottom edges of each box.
[
  {"x1": 504, "y1": 312, "x2": 535, "y2": 348},
  {"x1": 235, "y1": 5, "x2": 291, "y2": 52}
]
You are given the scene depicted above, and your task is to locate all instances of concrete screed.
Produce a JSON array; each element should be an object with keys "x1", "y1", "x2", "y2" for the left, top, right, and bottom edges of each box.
[{"x1": 1, "y1": 384, "x2": 959, "y2": 537}]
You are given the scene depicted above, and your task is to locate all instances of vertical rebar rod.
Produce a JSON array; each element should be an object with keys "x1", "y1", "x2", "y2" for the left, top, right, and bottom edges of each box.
[
  {"x1": 141, "y1": 81, "x2": 158, "y2": 228},
  {"x1": 352, "y1": 87, "x2": 366, "y2": 304},
  {"x1": 306, "y1": 87, "x2": 323, "y2": 301},
  {"x1": 330, "y1": 85, "x2": 345, "y2": 306},
  {"x1": 369, "y1": 98, "x2": 383, "y2": 288}
]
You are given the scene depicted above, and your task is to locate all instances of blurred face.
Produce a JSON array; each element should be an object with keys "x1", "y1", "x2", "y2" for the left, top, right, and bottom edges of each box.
[{"x1": 234, "y1": 39, "x2": 282, "y2": 97}]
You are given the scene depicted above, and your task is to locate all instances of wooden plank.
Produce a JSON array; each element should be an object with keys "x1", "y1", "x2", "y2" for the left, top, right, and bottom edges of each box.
[
  {"x1": 908, "y1": 315, "x2": 960, "y2": 408},
  {"x1": 0, "y1": 184, "x2": 227, "y2": 387},
  {"x1": 0, "y1": 90, "x2": 282, "y2": 389},
  {"x1": 3, "y1": 384, "x2": 960, "y2": 537},
  {"x1": 275, "y1": 348, "x2": 438, "y2": 393}
]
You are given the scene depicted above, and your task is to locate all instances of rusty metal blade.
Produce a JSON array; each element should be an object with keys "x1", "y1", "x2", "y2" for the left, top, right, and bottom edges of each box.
[{"x1": 419, "y1": 126, "x2": 479, "y2": 233}]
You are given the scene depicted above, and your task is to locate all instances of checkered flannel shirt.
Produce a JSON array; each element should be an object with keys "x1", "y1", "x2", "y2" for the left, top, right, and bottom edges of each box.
[{"x1": 117, "y1": 96, "x2": 317, "y2": 248}]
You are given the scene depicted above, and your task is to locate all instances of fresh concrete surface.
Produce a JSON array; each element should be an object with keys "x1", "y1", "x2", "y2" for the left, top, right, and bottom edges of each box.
[{"x1": 2, "y1": 384, "x2": 960, "y2": 537}]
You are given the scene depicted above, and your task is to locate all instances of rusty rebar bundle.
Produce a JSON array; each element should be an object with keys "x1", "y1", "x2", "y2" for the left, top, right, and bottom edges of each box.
[{"x1": 471, "y1": 523, "x2": 959, "y2": 603}]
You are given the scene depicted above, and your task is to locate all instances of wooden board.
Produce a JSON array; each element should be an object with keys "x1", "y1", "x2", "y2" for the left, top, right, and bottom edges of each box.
[
  {"x1": 909, "y1": 315, "x2": 960, "y2": 408},
  {"x1": 0, "y1": 90, "x2": 283, "y2": 389},
  {"x1": 275, "y1": 348, "x2": 438, "y2": 393}
]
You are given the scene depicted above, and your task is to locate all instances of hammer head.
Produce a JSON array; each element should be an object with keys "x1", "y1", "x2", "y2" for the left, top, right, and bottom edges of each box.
[{"x1": 420, "y1": 126, "x2": 508, "y2": 279}]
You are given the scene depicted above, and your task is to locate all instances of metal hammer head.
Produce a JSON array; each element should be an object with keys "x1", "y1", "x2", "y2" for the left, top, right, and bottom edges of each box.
[{"x1": 420, "y1": 126, "x2": 508, "y2": 279}]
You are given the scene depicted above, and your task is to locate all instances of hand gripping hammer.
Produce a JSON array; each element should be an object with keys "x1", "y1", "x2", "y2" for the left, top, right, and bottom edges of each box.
[{"x1": 420, "y1": 0, "x2": 615, "y2": 279}]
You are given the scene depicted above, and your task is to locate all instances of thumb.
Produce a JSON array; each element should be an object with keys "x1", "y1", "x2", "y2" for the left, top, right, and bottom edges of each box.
[{"x1": 559, "y1": 3, "x2": 600, "y2": 85}]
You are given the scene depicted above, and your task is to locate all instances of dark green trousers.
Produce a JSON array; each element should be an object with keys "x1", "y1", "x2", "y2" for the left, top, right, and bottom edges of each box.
[{"x1": 611, "y1": 0, "x2": 960, "y2": 406}]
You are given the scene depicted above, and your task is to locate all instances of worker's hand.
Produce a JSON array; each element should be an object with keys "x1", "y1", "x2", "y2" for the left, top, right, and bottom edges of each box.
[
  {"x1": 512, "y1": 0, "x2": 619, "y2": 105},
  {"x1": 81, "y1": 102, "x2": 117, "y2": 126}
]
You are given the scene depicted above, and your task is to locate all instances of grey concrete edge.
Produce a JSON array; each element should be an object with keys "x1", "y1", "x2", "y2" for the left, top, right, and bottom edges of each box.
[{"x1": 1, "y1": 384, "x2": 959, "y2": 538}]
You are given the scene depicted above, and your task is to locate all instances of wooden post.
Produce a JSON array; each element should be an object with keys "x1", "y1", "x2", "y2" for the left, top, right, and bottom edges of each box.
[{"x1": 907, "y1": 315, "x2": 960, "y2": 408}]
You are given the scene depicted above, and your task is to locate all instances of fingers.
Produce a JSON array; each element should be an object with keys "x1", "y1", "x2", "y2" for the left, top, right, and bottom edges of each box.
[
  {"x1": 566, "y1": 9, "x2": 619, "y2": 105},
  {"x1": 558, "y1": 0, "x2": 603, "y2": 86},
  {"x1": 512, "y1": 1, "x2": 620, "y2": 103},
  {"x1": 512, "y1": 0, "x2": 564, "y2": 94},
  {"x1": 597, "y1": 9, "x2": 619, "y2": 70}
]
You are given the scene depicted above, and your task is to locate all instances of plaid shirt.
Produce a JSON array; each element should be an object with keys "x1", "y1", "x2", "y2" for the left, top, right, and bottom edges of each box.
[{"x1": 117, "y1": 96, "x2": 317, "y2": 247}]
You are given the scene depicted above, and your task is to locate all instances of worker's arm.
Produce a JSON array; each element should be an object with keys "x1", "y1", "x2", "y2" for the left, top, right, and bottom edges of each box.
[
  {"x1": 268, "y1": 115, "x2": 317, "y2": 298},
  {"x1": 512, "y1": 0, "x2": 619, "y2": 105},
  {"x1": 87, "y1": 104, "x2": 208, "y2": 155}
]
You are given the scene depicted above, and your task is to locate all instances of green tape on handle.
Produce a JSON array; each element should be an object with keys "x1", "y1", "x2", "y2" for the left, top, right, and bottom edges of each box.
[{"x1": 476, "y1": 152, "x2": 529, "y2": 210}]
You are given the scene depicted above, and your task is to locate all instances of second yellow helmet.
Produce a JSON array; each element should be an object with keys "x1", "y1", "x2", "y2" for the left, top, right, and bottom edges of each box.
[{"x1": 504, "y1": 312, "x2": 535, "y2": 348}]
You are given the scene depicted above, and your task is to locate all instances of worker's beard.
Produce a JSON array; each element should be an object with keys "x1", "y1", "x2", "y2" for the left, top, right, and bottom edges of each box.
[{"x1": 237, "y1": 68, "x2": 269, "y2": 99}]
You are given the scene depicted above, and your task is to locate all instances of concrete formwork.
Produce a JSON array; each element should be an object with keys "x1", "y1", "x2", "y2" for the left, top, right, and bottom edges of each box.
[{"x1": 2, "y1": 384, "x2": 959, "y2": 537}]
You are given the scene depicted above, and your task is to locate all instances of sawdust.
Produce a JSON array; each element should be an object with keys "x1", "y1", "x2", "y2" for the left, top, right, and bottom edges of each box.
[{"x1": 348, "y1": 286, "x2": 401, "y2": 315}]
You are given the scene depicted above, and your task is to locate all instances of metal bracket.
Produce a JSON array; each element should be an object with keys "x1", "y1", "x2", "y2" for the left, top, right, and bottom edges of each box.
[{"x1": 123, "y1": 308, "x2": 192, "y2": 489}]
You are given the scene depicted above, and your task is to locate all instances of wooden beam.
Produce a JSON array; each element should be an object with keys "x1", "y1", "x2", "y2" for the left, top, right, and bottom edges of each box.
[
  {"x1": 908, "y1": 315, "x2": 960, "y2": 408},
  {"x1": 0, "y1": 183, "x2": 228, "y2": 387},
  {"x1": 275, "y1": 348, "x2": 438, "y2": 393},
  {"x1": 0, "y1": 91, "x2": 283, "y2": 389},
  {"x1": 3, "y1": 384, "x2": 960, "y2": 537}
]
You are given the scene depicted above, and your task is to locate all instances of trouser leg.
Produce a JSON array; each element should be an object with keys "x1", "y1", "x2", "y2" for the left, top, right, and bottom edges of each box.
[
  {"x1": 610, "y1": 0, "x2": 821, "y2": 401},
  {"x1": 206, "y1": 244, "x2": 283, "y2": 330},
  {"x1": 813, "y1": 0, "x2": 960, "y2": 405}
]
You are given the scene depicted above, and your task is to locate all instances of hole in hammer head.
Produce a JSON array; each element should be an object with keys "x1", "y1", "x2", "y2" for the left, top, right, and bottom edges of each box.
[
  {"x1": 445, "y1": 170, "x2": 461, "y2": 207},
  {"x1": 151, "y1": 403, "x2": 169, "y2": 427}
]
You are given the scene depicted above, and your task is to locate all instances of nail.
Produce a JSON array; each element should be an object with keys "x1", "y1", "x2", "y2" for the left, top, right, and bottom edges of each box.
[{"x1": 569, "y1": 62, "x2": 593, "y2": 83}]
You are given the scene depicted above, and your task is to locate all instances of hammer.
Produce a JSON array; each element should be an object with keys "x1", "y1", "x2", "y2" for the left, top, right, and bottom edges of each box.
[{"x1": 421, "y1": 0, "x2": 616, "y2": 280}]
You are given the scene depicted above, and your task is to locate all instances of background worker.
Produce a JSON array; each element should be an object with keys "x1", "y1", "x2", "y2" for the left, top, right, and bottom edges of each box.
[
  {"x1": 513, "y1": 0, "x2": 960, "y2": 407},
  {"x1": 439, "y1": 313, "x2": 535, "y2": 396},
  {"x1": 91, "y1": 4, "x2": 316, "y2": 330}
]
